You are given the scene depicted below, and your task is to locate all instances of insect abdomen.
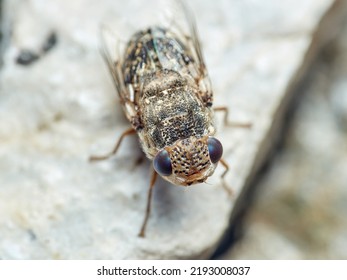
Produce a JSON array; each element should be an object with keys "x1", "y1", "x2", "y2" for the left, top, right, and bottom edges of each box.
[{"x1": 122, "y1": 27, "x2": 192, "y2": 94}]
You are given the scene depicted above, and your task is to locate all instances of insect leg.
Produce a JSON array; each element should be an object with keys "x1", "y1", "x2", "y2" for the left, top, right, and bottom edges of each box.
[
  {"x1": 138, "y1": 169, "x2": 158, "y2": 238},
  {"x1": 219, "y1": 158, "x2": 233, "y2": 197},
  {"x1": 214, "y1": 106, "x2": 252, "y2": 128},
  {"x1": 89, "y1": 127, "x2": 136, "y2": 161}
]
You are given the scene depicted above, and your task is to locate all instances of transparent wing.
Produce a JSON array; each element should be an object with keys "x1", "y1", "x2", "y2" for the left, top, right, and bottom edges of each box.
[
  {"x1": 160, "y1": 0, "x2": 214, "y2": 105},
  {"x1": 174, "y1": 0, "x2": 210, "y2": 77},
  {"x1": 99, "y1": 26, "x2": 126, "y2": 102},
  {"x1": 100, "y1": 26, "x2": 142, "y2": 129}
]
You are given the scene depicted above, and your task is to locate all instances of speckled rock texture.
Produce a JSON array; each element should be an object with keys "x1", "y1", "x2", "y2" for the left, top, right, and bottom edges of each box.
[{"x1": 0, "y1": 0, "x2": 344, "y2": 259}]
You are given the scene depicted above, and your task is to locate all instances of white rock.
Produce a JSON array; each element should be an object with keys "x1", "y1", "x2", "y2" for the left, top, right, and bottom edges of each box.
[{"x1": 0, "y1": 0, "x2": 342, "y2": 259}]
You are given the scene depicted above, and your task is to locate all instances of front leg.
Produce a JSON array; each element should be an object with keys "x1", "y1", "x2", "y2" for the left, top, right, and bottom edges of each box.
[
  {"x1": 89, "y1": 127, "x2": 136, "y2": 161},
  {"x1": 219, "y1": 158, "x2": 233, "y2": 197},
  {"x1": 138, "y1": 169, "x2": 158, "y2": 238}
]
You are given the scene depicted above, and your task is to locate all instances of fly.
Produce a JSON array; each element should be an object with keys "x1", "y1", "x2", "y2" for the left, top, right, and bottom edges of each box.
[{"x1": 90, "y1": 1, "x2": 250, "y2": 237}]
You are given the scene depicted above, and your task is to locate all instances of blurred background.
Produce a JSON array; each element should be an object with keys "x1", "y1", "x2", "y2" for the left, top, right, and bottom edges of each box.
[{"x1": 220, "y1": 16, "x2": 347, "y2": 259}]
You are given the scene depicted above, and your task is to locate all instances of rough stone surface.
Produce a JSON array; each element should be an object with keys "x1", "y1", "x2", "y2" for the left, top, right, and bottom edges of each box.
[
  {"x1": 224, "y1": 15, "x2": 347, "y2": 260},
  {"x1": 0, "y1": 0, "x2": 342, "y2": 259}
]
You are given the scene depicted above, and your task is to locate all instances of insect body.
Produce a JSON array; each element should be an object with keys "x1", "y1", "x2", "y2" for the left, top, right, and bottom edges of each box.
[
  {"x1": 90, "y1": 3, "x2": 246, "y2": 237},
  {"x1": 121, "y1": 27, "x2": 222, "y2": 186}
]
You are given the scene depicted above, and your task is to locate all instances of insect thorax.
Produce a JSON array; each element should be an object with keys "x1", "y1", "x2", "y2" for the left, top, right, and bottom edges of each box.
[{"x1": 140, "y1": 71, "x2": 214, "y2": 158}]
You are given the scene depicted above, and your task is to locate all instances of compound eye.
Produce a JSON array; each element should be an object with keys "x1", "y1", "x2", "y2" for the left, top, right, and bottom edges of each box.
[
  {"x1": 207, "y1": 137, "x2": 223, "y2": 163},
  {"x1": 153, "y1": 149, "x2": 172, "y2": 176}
]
